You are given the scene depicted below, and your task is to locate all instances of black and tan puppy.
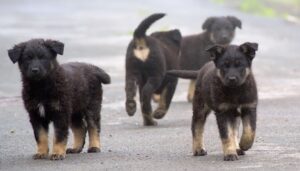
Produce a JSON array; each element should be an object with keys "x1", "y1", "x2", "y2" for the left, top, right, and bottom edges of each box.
[
  {"x1": 8, "y1": 39, "x2": 111, "y2": 160},
  {"x1": 179, "y1": 16, "x2": 242, "y2": 102},
  {"x1": 125, "y1": 13, "x2": 182, "y2": 125},
  {"x1": 168, "y1": 42, "x2": 258, "y2": 161}
]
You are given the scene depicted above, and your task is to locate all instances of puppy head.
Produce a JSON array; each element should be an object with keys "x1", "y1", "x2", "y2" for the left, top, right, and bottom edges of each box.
[
  {"x1": 207, "y1": 42, "x2": 258, "y2": 87},
  {"x1": 202, "y1": 16, "x2": 242, "y2": 45},
  {"x1": 8, "y1": 39, "x2": 64, "y2": 81}
]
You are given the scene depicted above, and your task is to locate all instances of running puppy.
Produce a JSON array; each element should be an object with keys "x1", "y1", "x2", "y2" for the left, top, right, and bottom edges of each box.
[
  {"x1": 168, "y1": 42, "x2": 258, "y2": 161},
  {"x1": 125, "y1": 13, "x2": 182, "y2": 125},
  {"x1": 179, "y1": 16, "x2": 242, "y2": 102},
  {"x1": 8, "y1": 39, "x2": 111, "y2": 160}
]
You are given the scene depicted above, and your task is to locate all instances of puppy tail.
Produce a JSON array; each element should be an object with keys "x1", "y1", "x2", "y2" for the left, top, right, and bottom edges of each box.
[
  {"x1": 96, "y1": 68, "x2": 111, "y2": 84},
  {"x1": 133, "y1": 13, "x2": 166, "y2": 39},
  {"x1": 167, "y1": 70, "x2": 198, "y2": 79}
]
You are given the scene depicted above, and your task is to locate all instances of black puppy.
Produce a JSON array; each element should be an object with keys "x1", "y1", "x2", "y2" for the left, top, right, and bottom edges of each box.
[
  {"x1": 168, "y1": 42, "x2": 258, "y2": 161},
  {"x1": 179, "y1": 16, "x2": 242, "y2": 102},
  {"x1": 8, "y1": 39, "x2": 111, "y2": 160},
  {"x1": 125, "y1": 13, "x2": 182, "y2": 125}
]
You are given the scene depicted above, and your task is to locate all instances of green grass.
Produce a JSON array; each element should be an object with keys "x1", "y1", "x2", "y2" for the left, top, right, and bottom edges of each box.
[{"x1": 239, "y1": 0, "x2": 277, "y2": 17}]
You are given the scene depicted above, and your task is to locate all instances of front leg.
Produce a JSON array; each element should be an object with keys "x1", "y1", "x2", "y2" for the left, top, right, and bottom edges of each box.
[
  {"x1": 51, "y1": 115, "x2": 69, "y2": 160},
  {"x1": 141, "y1": 77, "x2": 162, "y2": 126},
  {"x1": 30, "y1": 117, "x2": 49, "y2": 160},
  {"x1": 240, "y1": 107, "x2": 257, "y2": 151},
  {"x1": 125, "y1": 72, "x2": 137, "y2": 116},
  {"x1": 216, "y1": 110, "x2": 239, "y2": 161}
]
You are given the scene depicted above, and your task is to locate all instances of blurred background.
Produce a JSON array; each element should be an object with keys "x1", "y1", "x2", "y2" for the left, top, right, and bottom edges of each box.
[{"x1": 0, "y1": 0, "x2": 299, "y2": 170}]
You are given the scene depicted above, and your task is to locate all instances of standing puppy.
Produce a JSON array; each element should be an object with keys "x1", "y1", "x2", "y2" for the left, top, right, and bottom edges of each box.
[
  {"x1": 8, "y1": 39, "x2": 111, "y2": 160},
  {"x1": 180, "y1": 16, "x2": 242, "y2": 102},
  {"x1": 125, "y1": 13, "x2": 182, "y2": 125},
  {"x1": 168, "y1": 42, "x2": 258, "y2": 161}
]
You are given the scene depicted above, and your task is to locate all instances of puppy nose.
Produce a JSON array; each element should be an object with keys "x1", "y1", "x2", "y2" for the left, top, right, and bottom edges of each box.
[
  {"x1": 228, "y1": 76, "x2": 237, "y2": 82},
  {"x1": 31, "y1": 68, "x2": 40, "y2": 74}
]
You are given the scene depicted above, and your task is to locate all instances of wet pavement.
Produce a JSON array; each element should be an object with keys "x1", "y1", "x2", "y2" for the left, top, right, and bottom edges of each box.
[{"x1": 0, "y1": 0, "x2": 300, "y2": 170}]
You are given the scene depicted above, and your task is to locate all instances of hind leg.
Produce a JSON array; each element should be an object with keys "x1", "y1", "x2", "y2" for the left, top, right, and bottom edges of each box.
[
  {"x1": 66, "y1": 114, "x2": 87, "y2": 154},
  {"x1": 187, "y1": 79, "x2": 196, "y2": 102},
  {"x1": 153, "y1": 77, "x2": 178, "y2": 119},
  {"x1": 86, "y1": 106, "x2": 101, "y2": 153}
]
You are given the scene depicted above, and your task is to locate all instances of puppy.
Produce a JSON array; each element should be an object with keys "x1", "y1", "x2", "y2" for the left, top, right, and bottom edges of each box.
[
  {"x1": 125, "y1": 13, "x2": 182, "y2": 125},
  {"x1": 179, "y1": 16, "x2": 242, "y2": 102},
  {"x1": 168, "y1": 42, "x2": 258, "y2": 161},
  {"x1": 8, "y1": 39, "x2": 111, "y2": 160}
]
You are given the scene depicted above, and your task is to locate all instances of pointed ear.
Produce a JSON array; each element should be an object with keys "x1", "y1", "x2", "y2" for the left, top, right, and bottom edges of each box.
[
  {"x1": 239, "y1": 42, "x2": 258, "y2": 60},
  {"x1": 169, "y1": 29, "x2": 182, "y2": 46},
  {"x1": 202, "y1": 17, "x2": 216, "y2": 31},
  {"x1": 227, "y1": 16, "x2": 242, "y2": 29},
  {"x1": 8, "y1": 42, "x2": 26, "y2": 64},
  {"x1": 206, "y1": 45, "x2": 225, "y2": 63},
  {"x1": 44, "y1": 39, "x2": 64, "y2": 55}
]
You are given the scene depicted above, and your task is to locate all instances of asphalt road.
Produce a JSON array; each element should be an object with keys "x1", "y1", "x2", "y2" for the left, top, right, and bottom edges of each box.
[{"x1": 0, "y1": 0, "x2": 300, "y2": 170}]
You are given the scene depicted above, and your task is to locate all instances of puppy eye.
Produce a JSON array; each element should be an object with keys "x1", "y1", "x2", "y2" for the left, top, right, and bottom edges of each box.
[
  {"x1": 224, "y1": 61, "x2": 230, "y2": 68},
  {"x1": 235, "y1": 60, "x2": 240, "y2": 67}
]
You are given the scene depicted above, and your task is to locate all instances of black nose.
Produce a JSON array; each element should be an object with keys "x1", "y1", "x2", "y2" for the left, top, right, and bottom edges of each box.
[
  {"x1": 31, "y1": 68, "x2": 40, "y2": 74},
  {"x1": 228, "y1": 76, "x2": 237, "y2": 82}
]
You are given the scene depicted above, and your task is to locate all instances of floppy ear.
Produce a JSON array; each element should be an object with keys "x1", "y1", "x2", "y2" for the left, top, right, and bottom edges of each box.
[
  {"x1": 169, "y1": 29, "x2": 182, "y2": 46},
  {"x1": 8, "y1": 42, "x2": 26, "y2": 64},
  {"x1": 202, "y1": 17, "x2": 216, "y2": 31},
  {"x1": 44, "y1": 39, "x2": 64, "y2": 55},
  {"x1": 239, "y1": 42, "x2": 258, "y2": 61},
  {"x1": 227, "y1": 16, "x2": 242, "y2": 29},
  {"x1": 206, "y1": 45, "x2": 225, "y2": 63}
]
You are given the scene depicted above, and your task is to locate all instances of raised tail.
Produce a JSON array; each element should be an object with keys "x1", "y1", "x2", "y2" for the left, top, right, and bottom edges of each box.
[
  {"x1": 167, "y1": 70, "x2": 199, "y2": 79},
  {"x1": 96, "y1": 68, "x2": 111, "y2": 84},
  {"x1": 133, "y1": 13, "x2": 166, "y2": 39}
]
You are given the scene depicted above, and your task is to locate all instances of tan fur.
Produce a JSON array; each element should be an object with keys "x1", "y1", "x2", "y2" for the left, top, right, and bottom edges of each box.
[
  {"x1": 221, "y1": 124, "x2": 237, "y2": 155},
  {"x1": 37, "y1": 128, "x2": 49, "y2": 155},
  {"x1": 240, "y1": 121, "x2": 255, "y2": 150},
  {"x1": 133, "y1": 39, "x2": 150, "y2": 62},
  {"x1": 71, "y1": 127, "x2": 85, "y2": 149},
  {"x1": 187, "y1": 80, "x2": 196, "y2": 102},
  {"x1": 88, "y1": 128, "x2": 100, "y2": 149},
  {"x1": 52, "y1": 141, "x2": 67, "y2": 156}
]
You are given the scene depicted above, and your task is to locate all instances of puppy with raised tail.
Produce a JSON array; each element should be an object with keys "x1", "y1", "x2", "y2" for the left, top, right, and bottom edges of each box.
[
  {"x1": 168, "y1": 42, "x2": 258, "y2": 161},
  {"x1": 8, "y1": 39, "x2": 111, "y2": 160}
]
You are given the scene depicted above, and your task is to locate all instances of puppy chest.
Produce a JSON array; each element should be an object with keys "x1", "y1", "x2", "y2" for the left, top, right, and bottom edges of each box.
[{"x1": 36, "y1": 101, "x2": 61, "y2": 118}]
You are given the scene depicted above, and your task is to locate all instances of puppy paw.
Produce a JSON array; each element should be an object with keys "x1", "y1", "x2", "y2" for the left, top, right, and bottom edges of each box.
[
  {"x1": 32, "y1": 153, "x2": 48, "y2": 160},
  {"x1": 66, "y1": 148, "x2": 83, "y2": 154},
  {"x1": 87, "y1": 147, "x2": 101, "y2": 153},
  {"x1": 152, "y1": 109, "x2": 167, "y2": 119},
  {"x1": 126, "y1": 100, "x2": 136, "y2": 116},
  {"x1": 193, "y1": 149, "x2": 207, "y2": 156},
  {"x1": 50, "y1": 153, "x2": 65, "y2": 160},
  {"x1": 143, "y1": 120, "x2": 158, "y2": 126},
  {"x1": 224, "y1": 154, "x2": 238, "y2": 161},
  {"x1": 236, "y1": 149, "x2": 245, "y2": 155}
]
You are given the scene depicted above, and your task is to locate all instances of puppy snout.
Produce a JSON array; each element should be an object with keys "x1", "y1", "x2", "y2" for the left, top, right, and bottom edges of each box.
[
  {"x1": 228, "y1": 76, "x2": 237, "y2": 83},
  {"x1": 31, "y1": 68, "x2": 40, "y2": 74}
]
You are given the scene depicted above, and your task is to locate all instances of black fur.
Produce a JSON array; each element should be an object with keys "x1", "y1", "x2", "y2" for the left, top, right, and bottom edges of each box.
[
  {"x1": 167, "y1": 42, "x2": 258, "y2": 161},
  {"x1": 125, "y1": 13, "x2": 182, "y2": 125},
  {"x1": 8, "y1": 39, "x2": 110, "y2": 160}
]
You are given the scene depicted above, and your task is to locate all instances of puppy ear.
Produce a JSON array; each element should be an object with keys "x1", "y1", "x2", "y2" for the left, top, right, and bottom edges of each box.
[
  {"x1": 8, "y1": 43, "x2": 26, "y2": 64},
  {"x1": 202, "y1": 17, "x2": 216, "y2": 31},
  {"x1": 44, "y1": 39, "x2": 64, "y2": 55},
  {"x1": 239, "y1": 42, "x2": 258, "y2": 60},
  {"x1": 227, "y1": 16, "x2": 242, "y2": 29},
  {"x1": 206, "y1": 45, "x2": 225, "y2": 63},
  {"x1": 169, "y1": 29, "x2": 182, "y2": 46}
]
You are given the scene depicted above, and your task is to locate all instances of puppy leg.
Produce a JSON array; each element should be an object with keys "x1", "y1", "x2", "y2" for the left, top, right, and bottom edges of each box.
[
  {"x1": 67, "y1": 115, "x2": 87, "y2": 154},
  {"x1": 187, "y1": 79, "x2": 196, "y2": 102},
  {"x1": 216, "y1": 111, "x2": 238, "y2": 161},
  {"x1": 31, "y1": 118, "x2": 49, "y2": 159},
  {"x1": 192, "y1": 92, "x2": 210, "y2": 156},
  {"x1": 233, "y1": 117, "x2": 245, "y2": 155},
  {"x1": 125, "y1": 72, "x2": 137, "y2": 116},
  {"x1": 240, "y1": 107, "x2": 256, "y2": 151},
  {"x1": 86, "y1": 107, "x2": 101, "y2": 153},
  {"x1": 153, "y1": 77, "x2": 178, "y2": 119},
  {"x1": 140, "y1": 77, "x2": 162, "y2": 126},
  {"x1": 51, "y1": 117, "x2": 68, "y2": 160}
]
